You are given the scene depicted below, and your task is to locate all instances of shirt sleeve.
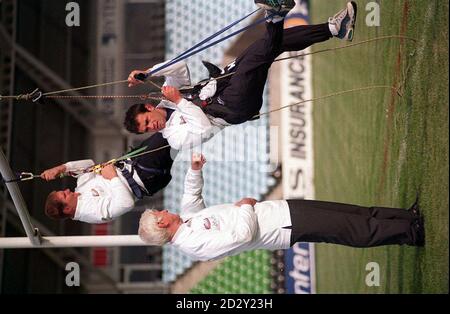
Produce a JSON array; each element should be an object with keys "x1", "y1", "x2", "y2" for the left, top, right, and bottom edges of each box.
[
  {"x1": 180, "y1": 204, "x2": 258, "y2": 261},
  {"x1": 199, "y1": 79, "x2": 217, "y2": 100},
  {"x1": 149, "y1": 60, "x2": 191, "y2": 88},
  {"x1": 164, "y1": 99, "x2": 218, "y2": 150},
  {"x1": 180, "y1": 168, "x2": 206, "y2": 215},
  {"x1": 64, "y1": 160, "x2": 95, "y2": 175}
]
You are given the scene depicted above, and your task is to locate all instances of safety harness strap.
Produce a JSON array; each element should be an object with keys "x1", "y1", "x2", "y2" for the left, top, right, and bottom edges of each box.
[{"x1": 119, "y1": 167, "x2": 145, "y2": 200}]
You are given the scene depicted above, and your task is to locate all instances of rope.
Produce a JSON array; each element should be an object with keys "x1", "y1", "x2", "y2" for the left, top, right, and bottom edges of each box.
[
  {"x1": 0, "y1": 88, "x2": 41, "y2": 101},
  {"x1": 2, "y1": 33, "x2": 416, "y2": 181},
  {"x1": 42, "y1": 80, "x2": 128, "y2": 97},
  {"x1": 0, "y1": 9, "x2": 262, "y2": 101},
  {"x1": 274, "y1": 35, "x2": 417, "y2": 62},
  {"x1": 45, "y1": 95, "x2": 163, "y2": 101},
  {"x1": 117, "y1": 144, "x2": 171, "y2": 161},
  {"x1": 83, "y1": 85, "x2": 403, "y2": 173},
  {"x1": 41, "y1": 78, "x2": 163, "y2": 97},
  {"x1": 151, "y1": 8, "x2": 262, "y2": 76},
  {"x1": 56, "y1": 144, "x2": 172, "y2": 178},
  {"x1": 150, "y1": 11, "x2": 270, "y2": 79},
  {"x1": 4, "y1": 143, "x2": 173, "y2": 183},
  {"x1": 176, "y1": 35, "x2": 417, "y2": 94},
  {"x1": 0, "y1": 35, "x2": 416, "y2": 101},
  {"x1": 255, "y1": 85, "x2": 401, "y2": 118},
  {"x1": 5, "y1": 84, "x2": 402, "y2": 182}
]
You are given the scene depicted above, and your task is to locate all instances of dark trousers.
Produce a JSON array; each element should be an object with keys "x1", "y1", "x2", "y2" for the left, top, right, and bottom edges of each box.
[
  {"x1": 286, "y1": 199, "x2": 418, "y2": 247},
  {"x1": 203, "y1": 22, "x2": 332, "y2": 124}
]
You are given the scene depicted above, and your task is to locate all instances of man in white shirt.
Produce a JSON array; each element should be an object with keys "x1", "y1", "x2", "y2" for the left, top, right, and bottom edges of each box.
[
  {"x1": 41, "y1": 134, "x2": 177, "y2": 223},
  {"x1": 42, "y1": 132, "x2": 177, "y2": 224},
  {"x1": 124, "y1": 60, "x2": 218, "y2": 150},
  {"x1": 42, "y1": 161, "x2": 135, "y2": 224},
  {"x1": 138, "y1": 153, "x2": 425, "y2": 261},
  {"x1": 124, "y1": 1, "x2": 357, "y2": 150}
]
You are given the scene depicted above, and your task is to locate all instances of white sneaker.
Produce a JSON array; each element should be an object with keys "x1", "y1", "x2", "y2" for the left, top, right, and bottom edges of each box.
[{"x1": 328, "y1": 1, "x2": 357, "y2": 41}]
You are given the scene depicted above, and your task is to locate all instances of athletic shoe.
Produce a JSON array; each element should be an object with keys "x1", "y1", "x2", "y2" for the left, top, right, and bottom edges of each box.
[{"x1": 329, "y1": 1, "x2": 358, "y2": 41}]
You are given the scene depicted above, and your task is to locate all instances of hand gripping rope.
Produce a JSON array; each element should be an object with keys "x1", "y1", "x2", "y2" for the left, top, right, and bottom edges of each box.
[
  {"x1": 0, "y1": 8, "x2": 266, "y2": 102},
  {"x1": 1, "y1": 145, "x2": 168, "y2": 184}
]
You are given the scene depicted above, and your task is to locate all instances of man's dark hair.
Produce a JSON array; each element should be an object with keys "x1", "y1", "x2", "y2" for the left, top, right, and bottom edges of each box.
[{"x1": 124, "y1": 103, "x2": 152, "y2": 134}]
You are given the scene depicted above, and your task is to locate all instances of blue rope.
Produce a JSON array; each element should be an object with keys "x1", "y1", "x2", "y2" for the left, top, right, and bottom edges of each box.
[
  {"x1": 163, "y1": 8, "x2": 261, "y2": 69},
  {"x1": 144, "y1": 8, "x2": 268, "y2": 78},
  {"x1": 167, "y1": 13, "x2": 273, "y2": 69}
]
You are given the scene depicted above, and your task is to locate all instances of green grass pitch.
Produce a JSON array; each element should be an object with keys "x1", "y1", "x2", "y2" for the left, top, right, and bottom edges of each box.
[{"x1": 311, "y1": 0, "x2": 448, "y2": 293}]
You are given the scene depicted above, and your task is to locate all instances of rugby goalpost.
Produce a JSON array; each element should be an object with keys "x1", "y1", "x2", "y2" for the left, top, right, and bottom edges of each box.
[{"x1": 0, "y1": 149, "x2": 146, "y2": 249}]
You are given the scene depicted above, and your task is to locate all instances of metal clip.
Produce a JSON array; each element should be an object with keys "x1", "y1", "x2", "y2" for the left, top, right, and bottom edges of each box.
[
  {"x1": 29, "y1": 88, "x2": 43, "y2": 102},
  {"x1": 19, "y1": 172, "x2": 35, "y2": 181},
  {"x1": 92, "y1": 164, "x2": 103, "y2": 174}
]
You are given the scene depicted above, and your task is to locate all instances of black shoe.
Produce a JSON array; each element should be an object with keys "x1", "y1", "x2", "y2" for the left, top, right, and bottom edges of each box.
[
  {"x1": 202, "y1": 61, "x2": 222, "y2": 78},
  {"x1": 413, "y1": 216, "x2": 425, "y2": 247},
  {"x1": 408, "y1": 195, "x2": 421, "y2": 217}
]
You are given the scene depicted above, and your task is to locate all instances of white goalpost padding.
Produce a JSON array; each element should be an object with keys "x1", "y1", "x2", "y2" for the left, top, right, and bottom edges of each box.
[
  {"x1": 0, "y1": 149, "x2": 41, "y2": 246},
  {"x1": 0, "y1": 235, "x2": 146, "y2": 249}
]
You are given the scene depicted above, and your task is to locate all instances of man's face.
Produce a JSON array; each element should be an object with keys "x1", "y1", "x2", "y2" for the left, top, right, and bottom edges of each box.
[
  {"x1": 152, "y1": 209, "x2": 181, "y2": 228},
  {"x1": 55, "y1": 189, "x2": 80, "y2": 210},
  {"x1": 135, "y1": 105, "x2": 167, "y2": 133}
]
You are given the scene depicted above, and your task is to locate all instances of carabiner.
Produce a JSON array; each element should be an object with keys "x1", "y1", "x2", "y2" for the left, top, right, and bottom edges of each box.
[{"x1": 19, "y1": 172, "x2": 36, "y2": 181}]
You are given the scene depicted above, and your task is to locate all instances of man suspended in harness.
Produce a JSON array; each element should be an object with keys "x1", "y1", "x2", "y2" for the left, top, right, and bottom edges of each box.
[
  {"x1": 42, "y1": 133, "x2": 176, "y2": 224},
  {"x1": 123, "y1": 1, "x2": 358, "y2": 150}
]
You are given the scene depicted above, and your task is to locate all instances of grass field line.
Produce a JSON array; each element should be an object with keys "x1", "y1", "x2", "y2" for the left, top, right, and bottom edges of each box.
[
  {"x1": 376, "y1": 0, "x2": 411, "y2": 196},
  {"x1": 410, "y1": 2, "x2": 435, "y2": 91},
  {"x1": 393, "y1": 139, "x2": 408, "y2": 200}
]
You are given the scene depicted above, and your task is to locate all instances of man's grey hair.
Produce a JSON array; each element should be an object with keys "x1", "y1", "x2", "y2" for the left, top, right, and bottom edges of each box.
[{"x1": 138, "y1": 209, "x2": 171, "y2": 245}]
